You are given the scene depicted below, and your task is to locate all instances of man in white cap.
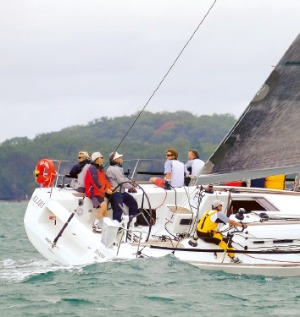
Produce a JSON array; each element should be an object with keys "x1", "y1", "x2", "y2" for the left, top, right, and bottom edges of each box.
[
  {"x1": 106, "y1": 151, "x2": 138, "y2": 224},
  {"x1": 85, "y1": 151, "x2": 113, "y2": 233},
  {"x1": 195, "y1": 199, "x2": 245, "y2": 263}
]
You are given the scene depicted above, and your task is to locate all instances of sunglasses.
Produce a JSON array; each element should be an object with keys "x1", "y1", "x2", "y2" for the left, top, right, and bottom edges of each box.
[
  {"x1": 166, "y1": 154, "x2": 173, "y2": 157},
  {"x1": 78, "y1": 157, "x2": 85, "y2": 159}
]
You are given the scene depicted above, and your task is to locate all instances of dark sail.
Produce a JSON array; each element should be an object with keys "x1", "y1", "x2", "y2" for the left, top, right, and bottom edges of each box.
[{"x1": 197, "y1": 33, "x2": 300, "y2": 185}]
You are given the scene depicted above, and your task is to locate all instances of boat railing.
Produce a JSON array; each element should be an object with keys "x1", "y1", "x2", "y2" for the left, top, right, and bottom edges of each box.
[
  {"x1": 204, "y1": 185, "x2": 300, "y2": 196},
  {"x1": 116, "y1": 227, "x2": 143, "y2": 257},
  {"x1": 45, "y1": 158, "x2": 165, "y2": 188},
  {"x1": 121, "y1": 158, "x2": 165, "y2": 181}
]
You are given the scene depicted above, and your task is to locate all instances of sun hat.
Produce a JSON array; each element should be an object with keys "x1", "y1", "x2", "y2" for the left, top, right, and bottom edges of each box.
[{"x1": 91, "y1": 152, "x2": 103, "y2": 162}]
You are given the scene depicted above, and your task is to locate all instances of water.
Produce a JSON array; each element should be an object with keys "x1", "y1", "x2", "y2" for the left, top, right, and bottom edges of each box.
[{"x1": 1, "y1": 202, "x2": 300, "y2": 317}]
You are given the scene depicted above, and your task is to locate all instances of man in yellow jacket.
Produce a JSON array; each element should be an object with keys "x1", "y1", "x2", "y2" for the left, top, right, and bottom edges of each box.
[{"x1": 197, "y1": 199, "x2": 244, "y2": 263}]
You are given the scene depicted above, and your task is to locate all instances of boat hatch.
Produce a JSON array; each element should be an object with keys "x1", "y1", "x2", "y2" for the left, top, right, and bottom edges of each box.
[{"x1": 229, "y1": 197, "x2": 278, "y2": 216}]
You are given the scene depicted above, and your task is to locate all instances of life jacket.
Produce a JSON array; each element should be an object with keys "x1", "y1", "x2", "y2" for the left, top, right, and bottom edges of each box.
[
  {"x1": 85, "y1": 165, "x2": 112, "y2": 198},
  {"x1": 197, "y1": 209, "x2": 218, "y2": 233}
]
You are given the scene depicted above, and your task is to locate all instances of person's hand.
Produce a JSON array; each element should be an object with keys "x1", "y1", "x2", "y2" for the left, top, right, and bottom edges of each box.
[
  {"x1": 128, "y1": 187, "x2": 137, "y2": 193},
  {"x1": 241, "y1": 223, "x2": 247, "y2": 231},
  {"x1": 164, "y1": 180, "x2": 171, "y2": 190},
  {"x1": 106, "y1": 188, "x2": 113, "y2": 195}
]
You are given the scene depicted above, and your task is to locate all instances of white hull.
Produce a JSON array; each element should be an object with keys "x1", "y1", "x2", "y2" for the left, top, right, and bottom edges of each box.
[
  {"x1": 23, "y1": 32, "x2": 300, "y2": 276},
  {"x1": 24, "y1": 184, "x2": 300, "y2": 276}
]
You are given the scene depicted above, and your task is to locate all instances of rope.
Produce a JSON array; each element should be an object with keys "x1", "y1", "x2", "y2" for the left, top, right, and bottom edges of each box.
[
  {"x1": 244, "y1": 254, "x2": 300, "y2": 264},
  {"x1": 114, "y1": 0, "x2": 218, "y2": 152}
]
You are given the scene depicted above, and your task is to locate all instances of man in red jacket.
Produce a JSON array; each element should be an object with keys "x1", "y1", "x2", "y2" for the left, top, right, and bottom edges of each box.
[{"x1": 85, "y1": 151, "x2": 113, "y2": 233}]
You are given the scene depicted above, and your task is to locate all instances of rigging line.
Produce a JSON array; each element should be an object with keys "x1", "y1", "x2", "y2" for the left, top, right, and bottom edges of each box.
[{"x1": 114, "y1": 0, "x2": 218, "y2": 152}]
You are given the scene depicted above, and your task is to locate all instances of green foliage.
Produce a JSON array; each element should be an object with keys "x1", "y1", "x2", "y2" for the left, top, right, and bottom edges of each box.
[{"x1": 0, "y1": 111, "x2": 236, "y2": 200}]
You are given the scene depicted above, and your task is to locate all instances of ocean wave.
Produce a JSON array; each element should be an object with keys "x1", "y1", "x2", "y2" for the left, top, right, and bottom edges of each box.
[{"x1": 0, "y1": 258, "x2": 82, "y2": 283}]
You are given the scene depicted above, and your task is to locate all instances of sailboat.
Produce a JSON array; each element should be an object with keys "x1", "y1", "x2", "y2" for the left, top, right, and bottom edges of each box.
[{"x1": 24, "y1": 32, "x2": 300, "y2": 276}]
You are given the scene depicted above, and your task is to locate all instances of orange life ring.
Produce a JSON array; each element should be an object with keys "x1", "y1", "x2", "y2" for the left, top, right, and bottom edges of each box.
[{"x1": 34, "y1": 159, "x2": 57, "y2": 187}]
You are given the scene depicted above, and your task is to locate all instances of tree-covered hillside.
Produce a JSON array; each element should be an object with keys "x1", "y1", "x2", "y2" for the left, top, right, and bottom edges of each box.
[{"x1": 0, "y1": 111, "x2": 236, "y2": 200}]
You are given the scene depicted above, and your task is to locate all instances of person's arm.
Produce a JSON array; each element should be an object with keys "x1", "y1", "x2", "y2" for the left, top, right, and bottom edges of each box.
[
  {"x1": 90, "y1": 166, "x2": 102, "y2": 189},
  {"x1": 214, "y1": 212, "x2": 246, "y2": 231},
  {"x1": 164, "y1": 161, "x2": 172, "y2": 181},
  {"x1": 114, "y1": 166, "x2": 133, "y2": 189},
  {"x1": 108, "y1": 166, "x2": 134, "y2": 191},
  {"x1": 228, "y1": 219, "x2": 244, "y2": 227},
  {"x1": 214, "y1": 212, "x2": 242, "y2": 227},
  {"x1": 69, "y1": 163, "x2": 81, "y2": 177},
  {"x1": 105, "y1": 177, "x2": 113, "y2": 194},
  {"x1": 165, "y1": 172, "x2": 171, "y2": 181}
]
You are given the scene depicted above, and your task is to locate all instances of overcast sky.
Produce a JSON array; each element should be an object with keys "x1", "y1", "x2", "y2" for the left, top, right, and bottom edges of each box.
[{"x1": 0, "y1": 0, "x2": 299, "y2": 142}]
